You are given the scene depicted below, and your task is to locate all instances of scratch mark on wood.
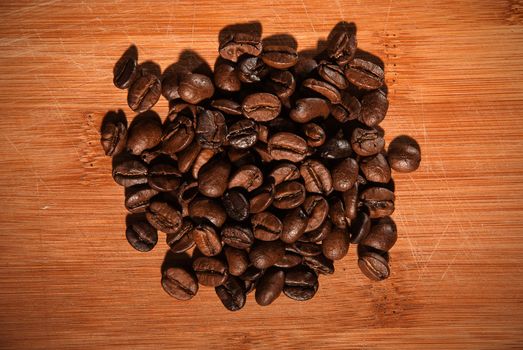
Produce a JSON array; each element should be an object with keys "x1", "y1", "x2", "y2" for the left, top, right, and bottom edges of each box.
[{"x1": 300, "y1": 0, "x2": 317, "y2": 34}]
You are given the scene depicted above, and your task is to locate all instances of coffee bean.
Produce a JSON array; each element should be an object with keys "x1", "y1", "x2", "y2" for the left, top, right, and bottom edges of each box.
[
  {"x1": 251, "y1": 212, "x2": 282, "y2": 241},
  {"x1": 255, "y1": 268, "x2": 285, "y2": 306},
  {"x1": 319, "y1": 131, "x2": 353, "y2": 159},
  {"x1": 177, "y1": 181, "x2": 199, "y2": 217},
  {"x1": 211, "y1": 99, "x2": 242, "y2": 115},
  {"x1": 273, "y1": 181, "x2": 306, "y2": 209},
  {"x1": 253, "y1": 142, "x2": 273, "y2": 163},
  {"x1": 289, "y1": 241, "x2": 322, "y2": 257},
  {"x1": 193, "y1": 256, "x2": 228, "y2": 287},
  {"x1": 113, "y1": 55, "x2": 138, "y2": 89},
  {"x1": 161, "y1": 73, "x2": 181, "y2": 101},
  {"x1": 303, "y1": 254, "x2": 334, "y2": 275},
  {"x1": 361, "y1": 216, "x2": 397, "y2": 252},
  {"x1": 127, "y1": 74, "x2": 161, "y2": 113},
  {"x1": 350, "y1": 210, "x2": 371, "y2": 244},
  {"x1": 124, "y1": 185, "x2": 158, "y2": 213},
  {"x1": 269, "y1": 162, "x2": 300, "y2": 185},
  {"x1": 360, "y1": 153, "x2": 391, "y2": 183},
  {"x1": 197, "y1": 156, "x2": 231, "y2": 198},
  {"x1": 216, "y1": 276, "x2": 246, "y2": 311},
  {"x1": 289, "y1": 98, "x2": 330, "y2": 123},
  {"x1": 242, "y1": 93, "x2": 281, "y2": 121},
  {"x1": 126, "y1": 215, "x2": 158, "y2": 252},
  {"x1": 351, "y1": 127, "x2": 385, "y2": 156},
  {"x1": 387, "y1": 135, "x2": 421, "y2": 173},
  {"x1": 127, "y1": 115, "x2": 162, "y2": 156},
  {"x1": 268, "y1": 132, "x2": 308, "y2": 162},
  {"x1": 224, "y1": 246, "x2": 249, "y2": 276},
  {"x1": 162, "y1": 267, "x2": 198, "y2": 300},
  {"x1": 331, "y1": 91, "x2": 361, "y2": 123},
  {"x1": 358, "y1": 246, "x2": 390, "y2": 281},
  {"x1": 112, "y1": 156, "x2": 148, "y2": 187},
  {"x1": 166, "y1": 218, "x2": 194, "y2": 247},
  {"x1": 146, "y1": 200, "x2": 183, "y2": 234},
  {"x1": 266, "y1": 70, "x2": 296, "y2": 99},
  {"x1": 257, "y1": 124, "x2": 269, "y2": 143},
  {"x1": 249, "y1": 182, "x2": 274, "y2": 213},
  {"x1": 300, "y1": 219, "x2": 332, "y2": 243},
  {"x1": 322, "y1": 226, "x2": 350, "y2": 260},
  {"x1": 302, "y1": 123, "x2": 326, "y2": 147},
  {"x1": 226, "y1": 119, "x2": 258, "y2": 149},
  {"x1": 281, "y1": 207, "x2": 308, "y2": 243},
  {"x1": 283, "y1": 266, "x2": 318, "y2": 301},
  {"x1": 223, "y1": 190, "x2": 250, "y2": 222},
  {"x1": 318, "y1": 61, "x2": 349, "y2": 90},
  {"x1": 262, "y1": 45, "x2": 298, "y2": 69},
  {"x1": 168, "y1": 230, "x2": 196, "y2": 253},
  {"x1": 192, "y1": 224, "x2": 222, "y2": 256},
  {"x1": 345, "y1": 59, "x2": 384, "y2": 90},
  {"x1": 332, "y1": 158, "x2": 359, "y2": 192},
  {"x1": 327, "y1": 30, "x2": 357, "y2": 66},
  {"x1": 189, "y1": 197, "x2": 227, "y2": 228},
  {"x1": 196, "y1": 109, "x2": 227, "y2": 149},
  {"x1": 360, "y1": 187, "x2": 395, "y2": 218},
  {"x1": 167, "y1": 100, "x2": 197, "y2": 121},
  {"x1": 228, "y1": 148, "x2": 256, "y2": 166},
  {"x1": 249, "y1": 240, "x2": 285, "y2": 269},
  {"x1": 274, "y1": 251, "x2": 303, "y2": 268},
  {"x1": 292, "y1": 56, "x2": 318, "y2": 81},
  {"x1": 238, "y1": 56, "x2": 269, "y2": 83},
  {"x1": 303, "y1": 78, "x2": 341, "y2": 104},
  {"x1": 328, "y1": 196, "x2": 348, "y2": 229},
  {"x1": 214, "y1": 60, "x2": 241, "y2": 92},
  {"x1": 221, "y1": 224, "x2": 254, "y2": 249},
  {"x1": 191, "y1": 148, "x2": 217, "y2": 179},
  {"x1": 178, "y1": 73, "x2": 214, "y2": 104},
  {"x1": 359, "y1": 89, "x2": 388, "y2": 127},
  {"x1": 219, "y1": 32, "x2": 262, "y2": 62},
  {"x1": 228, "y1": 165, "x2": 263, "y2": 193},
  {"x1": 161, "y1": 115, "x2": 195, "y2": 155},
  {"x1": 302, "y1": 195, "x2": 329, "y2": 232},
  {"x1": 147, "y1": 157, "x2": 182, "y2": 192},
  {"x1": 176, "y1": 140, "x2": 201, "y2": 174},
  {"x1": 342, "y1": 183, "x2": 359, "y2": 221},
  {"x1": 101, "y1": 119, "x2": 127, "y2": 156},
  {"x1": 300, "y1": 159, "x2": 333, "y2": 195}
]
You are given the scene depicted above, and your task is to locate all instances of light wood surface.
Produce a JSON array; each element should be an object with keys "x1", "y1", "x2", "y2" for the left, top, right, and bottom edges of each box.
[{"x1": 1, "y1": 1, "x2": 523, "y2": 349}]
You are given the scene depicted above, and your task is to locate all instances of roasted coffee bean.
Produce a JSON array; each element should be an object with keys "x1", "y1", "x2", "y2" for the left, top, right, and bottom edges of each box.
[
  {"x1": 351, "y1": 127, "x2": 385, "y2": 156},
  {"x1": 226, "y1": 119, "x2": 258, "y2": 149},
  {"x1": 257, "y1": 124, "x2": 269, "y2": 143},
  {"x1": 273, "y1": 181, "x2": 306, "y2": 209},
  {"x1": 303, "y1": 78, "x2": 341, "y2": 104},
  {"x1": 322, "y1": 226, "x2": 350, "y2": 260},
  {"x1": 177, "y1": 181, "x2": 199, "y2": 217},
  {"x1": 224, "y1": 246, "x2": 249, "y2": 276},
  {"x1": 274, "y1": 251, "x2": 303, "y2": 268},
  {"x1": 239, "y1": 266, "x2": 264, "y2": 284},
  {"x1": 360, "y1": 153, "x2": 391, "y2": 183},
  {"x1": 192, "y1": 224, "x2": 222, "y2": 256},
  {"x1": 318, "y1": 61, "x2": 349, "y2": 90},
  {"x1": 216, "y1": 276, "x2": 246, "y2": 311},
  {"x1": 361, "y1": 216, "x2": 397, "y2": 252},
  {"x1": 255, "y1": 268, "x2": 285, "y2": 306},
  {"x1": 266, "y1": 70, "x2": 296, "y2": 99},
  {"x1": 211, "y1": 99, "x2": 242, "y2": 115},
  {"x1": 249, "y1": 182, "x2": 274, "y2": 213},
  {"x1": 328, "y1": 196, "x2": 348, "y2": 229},
  {"x1": 262, "y1": 45, "x2": 298, "y2": 69},
  {"x1": 342, "y1": 183, "x2": 359, "y2": 221},
  {"x1": 228, "y1": 165, "x2": 263, "y2": 192},
  {"x1": 228, "y1": 148, "x2": 256, "y2": 166},
  {"x1": 113, "y1": 54, "x2": 138, "y2": 89},
  {"x1": 140, "y1": 147, "x2": 163, "y2": 164},
  {"x1": 162, "y1": 267, "x2": 198, "y2": 301},
  {"x1": 178, "y1": 73, "x2": 214, "y2": 104},
  {"x1": 360, "y1": 187, "x2": 395, "y2": 218},
  {"x1": 166, "y1": 99, "x2": 197, "y2": 121},
  {"x1": 126, "y1": 215, "x2": 158, "y2": 252},
  {"x1": 222, "y1": 190, "x2": 250, "y2": 222},
  {"x1": 251, "y1": 212, "x2": 282, "y2": 241},
  {"x1": 268, "y1": 117, "x2": 297, "y2": 133},
  {"x1": 191, "y1": 148, "x2": 217, "y2": 179},
  {"x1": 177, "y1": 140, "x2": 202, "y2": 174},
  {"x1": 112, "y1": 156, "x2": 148, "y2": 187},
  {"x1": 292, "y1": 56, "x2": 318, "y2": 81},
  {"x1": 358, "y1": 246, "x2": 390, "y2": 281},
  {"x1": 289, "y1": 98, "x2": 330, "y2": 123},
  {"x1": 166, "y1": 218, "x2": 194, "y2": 247},
  {"x1": 101, "y1": 119, "x2": 127, "y2": 156},
  {"x1": 327, "y1": 29, "x2": 357, "y2": 66},
  {"x1": 146, "y1": 200, "x2": 183, "y2": 234},
  {"x1": 345, "y1": 59, "x2": 384, "y2": 90},
  {"x1": 161, "y1": 73, "x2": 181, "y2": 101},
  {"x1": 193, "y1": 256, "x2": 228, "y2": 287},
  {"x1": 283, "y1": 266, "x2": 318, "y2": 301},
  {"x1": 124, "y1": 185, "x2": 158, "y2": 213},
  {"x1": 359, "y1": 89, "x2": 388, "y2": 127},
  {"x1": 189, "y1": 197, "x2": 227, "y2": 228},
  {"x1": 127, "y1": 74, "x2": 161, "y2": 113},
  {"x1": 253, "y1": 142, "x2": 273, "y2": 163},
  {"x1": 319, "y1": 131, "x2": 353, "y2": 159},
  {"x1": 196, "y1": 109, "x2": 227, "y2": 149},
  {"x1": 350, "y1": 210, "x2": 371, "y2": 244},
  {"x1": 127, "y1": 116, "x2": 162, "y2": 156},
  {"x1": 300, "y1": 219, "x2": 332, "y2": 243},
  {"x1": 219, "y1": 32, "x2": 262, "y2": 62},
  {"x1": 332, "y1": 158, "x2": 359, "y2": 192},
  {"x1": 237, "y1": 56, "x2": 269, "y2": 83},
  {"x1": 168, "y1": 230, "x2": 196, "y2": 253},
  {"x1": 302, "y1": 123, "x2": 326, "y2": 147},
  {"x1": 214, "y1": 60, "x2": 241, "y2": 92},
  {"x1": 249, "y1": 240, "x2": 285, "y2": 269},
  {"x1": 269, "y1": 162, "x2": 300, "y2": 185},
  {"x1": 268, "y1": 132, "x2": 308, "y2": 162},
  {"x1": 289, "y1": 241, "x2": 322, "y2": 257},
  {"x1": 242, "y1": 93, "x2": 281, "y2": 121},
  {"x1": 302, "y1": 195, "x2": 329, "y2": 232},
  {"x1": 147, "y1": 158, "x2": 181, "y2": 192},
  {"x1": 331, "y1": 91, "x2": 361, "y2": 123},
  {"x1": 161, "y1": 115, "x2": 195, "y2": 155},
  {"x1": 197, "y1": 156, "x2": 231, "y2": 198},
  {"x1": 387, "y1": 135, "x2": 422, "y2": 173},
  {"x1": 221, "y1": 224, "x2": 254, "y2": 249},
  {"x1": 281, "y1": 207, "x2": 308, "y2": 243},
  {"x1": 300, "y1": 159, "x2": 333, "y2": 195},
  {"x1": 303, "y1": 254, "x2": 334, "y2": 275}
]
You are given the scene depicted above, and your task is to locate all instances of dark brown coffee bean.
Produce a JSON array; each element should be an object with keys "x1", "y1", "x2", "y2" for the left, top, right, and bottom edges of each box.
[
  {"x1": 166, "y1": 99, "x2": 198, "y2": 122},
  {"x1": 211, "y1": 99, "x2": 242, "y2": 116},
  {"x1": 289, "y1": 98, "x2": 330, "y2": 123},
  {"x1": 189, "y1": 197, "x2": 227, "y2": 228},
  {"x1": 360, "y1": 153, "x2": 391, "y2": 183},
  {"x1": 302, "y1": 195, "x2": 329, "y2": 232},
  {"x1": 192, "y1": 148, "x2": 217, "y2": 179},
  {"x1": 221, "y1": 224, "x2": 254, "y2": 249},
  {"x1": 219, "y1": 32, "x2": 262, "y2": 62},
  {"x1": 283, "y1": 266, "x2": 318, "y2": 301},
  {"x1": 331, "y1": 91, "x2": 361, "y2": 123},
  {"x1": 318, "y1": 61, "x2": 349, "y2": 90},
  {"x1": 359, "y1": 89, "x2": 388, "y2": 127},
  {"x1": 300, "y1": 159, "x2": 333, "y2": 195},
  {"x1": 222, "y1": 190, "x2": 250, "y2": 222},
  {"x1": 253, "y1": 142, "x2": 273, "y2": 163},
  {"x1": 268, "y1": 132, "x2": 308, "y2": 162},
  {"x1": 178, "y1": 73, "x2": 214, "y2": 104},
  {"x1": 197, "y1": 156, "x2": 231, "y2": 198},
  {"x1": 127, "y1": 116, "x2": 162, "y2": 156},
  {"x1": 216, "y1": 276, "x2": 246, "y2": 311},
  {"x1": 176, "y1": 140, "x2": 201, "y2": 174},
  {"x1": 224, "y1": 246, "x2": 249, "y2": 276},
  {"x1": 358, "y1": 247, "x2": 390, "y2": 281},
  {"x1": 302, "y1": 123, "x2": 326, "y2": 147},
  {"x1": 161, "y1": 117, "x2": 193, "y2": 156},
  {"x1": 269, "y1": 162, "x2": 300, "y2": 186},
  {"x1": 147, "y1": 158, "x2": 181, "y2": 192},
  {"x1": 292, "y1": 56, "x2": 318, "y2": 80},
  {"x1": 161, "y1": 73, "x2": 181, "y2": 101},
  {"x1": 146, "y1": 200, "x2": 182, "y2": 234},
  {"x1": 266, "y1": 70, "x2": 296, "y2": 99},
  {"x1": 322, "y1": 226, "x2": 350, "y2": 260},
  {"x1": 345, "y1": 58, "x2": 384, "y2": 90},
  {"x1": 387, "y1": 135, "x2": 421, "y2": 173},
  {"x1": 257, "y1": 124, "x2": 269, "y2": 143},
  {"x1": 193, "y1": 256, "x2": 228, "y2": 287},
  {"x1": 249, "y1": 240, "x2": 285, "y2": 269},
  {"x1": 289, "y1": 241, "x2": 322, "y2": 257},
  {"x1": 113, "y1": 55, "x2": 138, "y2": 89},
  {"x1": 350, "y1": 210, "x2": 371, "y2": 244},
  {"x1": 226, "y1": 119, "x2": 257, "y2": 149},
  {"x1": 166, "y1": 218, "x2": 194, "y2": 247},
  {"x1": 328, "y1": 196, "x2": 348, "y2": 229},
  {"x1": 126, "y1": 215, "x2": 158, "y2": 252},
  {"x1": 196, "y1": 109, "x2": 227, "y2": 149},
  {"x1": 249, "y1": 182, "x2": 274, "y2": 213},
  {"x1": 237, "y1": 56, "x2": 269, "y2": 83},
  {"x1": 255, "y1": 268, "x2": 285, "y2": 306},
  {"x1": 251, "y1": 212, "x2": 282, "y2": 241},
  {"x1": 124, "y1": 185, "x2": 158, "y2": 213},
  {"x1": 227, "y1": 147, "x2": 256, "y2": 166},
  {"x1": 101, "y1": 119, "x2": 127, "y2": 156},
  {"x1": 214, "y1": 61, "x2": 241, "y2": 92},
  {"x1": 274, "y1": 251, "x2": 303, "y2": 268},
  {"x1": 319, "y1": 131, "x2": 353, "y2": 159},
  {"x1": 342, "y1": 183, "x2": 359, "y2": 221},
  {"x1": 239, "y1": 266, "x2": 264, "y2": 284},
  {"x1": 303, "y1": 254, "x2": 334, "y2": 275},
  {"x1": 140, "y1": 147, "x2": 164, "y2": 164},
  {"x1": 242, "y1": 93, "x2": 281, "y2": 122},
  {"x1": 127, "y1": 74, "x2": 161, "y2": 113},
  {"x1": 351, "y1": 127, "x2": 385, "y2": 156},
  {"x1": 281, "y1": 207, "x2": 308, "y2": 243},
  {"x1": 262, "y1": 45, "x2": 298, "y2": 69},
  {"x1": 177, "y1": 181, "x2": 199, "y2": 217},
  {"x1": 361, "y1": 216, "x2": 397, "y2": 252},
  {"x1": 360, "y1": 187, "x2": 395, "y2": 218},
  {"x1": 332, "y1": 158, "x2": 359, "y2": 192},
  {"x1": 300, "y1": 219, "x2": 332, "y2": 242},
  {"x1": 112, "y1": 156, "x2": 148, "y2": 187},
  {"x1": 192, "y1": 223, "x2": 222, "y2": 256},
  {"x1": 162, "y1": 267, "x2": 198, "y2": 300},
  {"x1": 327, "y1": 30, "x2": 357, "y2": 66},
  {"x1": 228, "y1": 165, "x2": 263, "y2": 192},
  {"x1": 168, "y1": 230, "x2": 195, "y2": 253},
  {"x1": 303, "y1": 78, "x2": 341, "y2": 104},
  {"x1": 273, "y1": 181, "x2": 306, "y2": 209}
]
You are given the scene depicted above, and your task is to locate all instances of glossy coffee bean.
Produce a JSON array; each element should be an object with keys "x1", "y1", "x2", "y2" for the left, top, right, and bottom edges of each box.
[
  {"x1": 262, "y1": 45, "x2": 298, "y2": 69},
  {"x1": 227, "y1": 148, "x2": 256, "y2": 167},
  {"x1": 319, "y1": 131, "x2": 353, "y2": 159},
  {"x1": 328, "y1": 196, "x2": 348, "y2": 229},
  {"x1": 147, "y1": 157, "x2": 182, "y2": 192},
  {"x1": 112, "y1": 156, "x2": 148, "y2": 187},
  {"x1": 242, "y1": 93, "x2": 281, "y2": 121},
  {"x1": 332, "y1": 158, "x2": 359, "y2": 192},
  {"x1": 358, "y1": 246, "x2": 390, "y2": 281},
  {"x1": 350, "y1": 210, "x2": 371, "y2": 244},
  {"x1": 359, "y1": 89, "x2": 388, "y2": 127},
  {"x1": 351, "y1": 127, "x2": 385, "y2": 157},
  {"x1": 322, "y1": 226, "x2": 350, "y2": 260},
  {"x1": 360, "y1": 153, "x2": 391, "y2": 183},
  {"x1": 266, "y1": 70, "x2": 296, "y2": 99},
  {"x1": 125, "y1": 215, "x2": 158, "y2": 252},
  {"x1": 168, "y1": 230, "x2": 196, "y2": 253},
  {"x1": 195, "y1": 109, "x2": 226, "y2": 149},
  {"x1": 219, "y1": 32, "x2": 262, "y2": 62},
  {"x1": 189, "y1": 197, "x2": 227, "y2": 228},
  {"x1": 162, "y1": 267, "x2": 198, "y2": 300},
  {"x1": 345, "y1": 59, "x2": 384, "y2": 90},
  {"x1": 221, "y1": 224, "x2": 254, "y2": 249},
  {"x1": 281, "y1": 207, "x2": 308, "y2": 243},
  {"x1": 289, "y1": 241, "x2": 322, "y2": 257},
  {"x1": 255, "y1": 268, "x2": 285, "y2": 306},
  {"x1": 161, "y1": 115, "x2": 195, "y2": 155},
  {"x1": 273, "y1": 181, "x2": 306, "y2": 209},
  {"x1": 166, "y1": 218, "x2": 194, "y2": 247},
  {"x1": 283, "y1": 266, "x2": 318, "y2": 301},
  {"x1": 226, "y1": 119, "x2": 257, "y2": 149},
  {"x1": 191, "y1": 148, "x2": 217, "y2": 179},
  {"x1": 214, "y1": 61, "x2": 241, "y2": 91},
  {"x1": 302, "y1": 195, "x2": 329, "y2": 232},
  {"x1": 101, "y1": 119, "x2": 127, "y2": 156},
  {"x1": 361, "y1": 216, "x2": 397, "y2": 252},
  {"x1": 292, "y1": 56, "x2": 318, "y2": 81},
  {"x1": 274, "y1": 251, "x2": 303, "y2": 268},
  {"x1": 223, "y1": 190, "x2": 250, "y2": 222},
  {"x1": 303, "y1": 78, "x2": 341, "y2": 104},
  {"x1": 127, "y1": 74, "x2": 161, "y2": 113},
  {"x1": 192, "y1": 224, "x2": 222, "y2": 256},
  {"x1": 327, "y1": 29, "x2": 357, "y2": 66},
  {"x1": 249, "y1": 240, "x2": 285, "y2": 269},
  {"x1": 318, "y1": 61, "x2": 348, "y2": 90},
  {"x1": 300, "y1": 159, "x2": 333, "y2": 195},
  {"x1": 331, "y1": 91, "x2": 361, "y2": 123},
  {"x1": 193, "y1": 256, "x2": 228, "y2": 287},
  {"x1": 211, "y1": 99, "x2": 242, "y2": 115},
  {"x1": 251, "y1": 212, "x2": 282, "y2": 241},
  {"x1": 342, "y1": 183, "x2": 359, "y2": 221},
  {"x1": 197, "y1": 156, "x2": 231, "y2": 198},
  {"x1": 178, "y1": 73, "x2": 214, "y2": 104},
  {"x1": 268, "y1": 132, "x2": 308, "y2": 162},
  {"x1": 289, "y1": 98, "x2": 330, "y2": 123},
  {"x1": 177, "y1": 180, "x2": 199, "y2": 217},
  {"x1": 216, "y1": 276, "x2": 246, "y2": 311},
  {"x1": 387, "y1": 135, "x2": 422, "y2": 173},
  {"x1": 238, "y1": 56, "x2": 269, "y2": 83},
  {"x1": 269, "y1": 162, "x2": 300, "y2": 185},
  {"x1": 360, "y1": 187, "x2": 395, "y2": 218},
  {"x1": 302, "y1": 123, "x2": 326, "y2": 147},
  {"x1": 228, "y1": 165, "x2": 263, "y2": 192},
  {"x1": 249, "y1": 182, "x2": 275, "y2": 213},
  {"x1": 224, "y1": 246, "x2": 249, "y2": 276},
  {"x1": 127, "y1": 116, "x2": 162, "y2": 156},
  {"x1": 124, "y1": 185, "x2": 158, "y2": 213},
  {"x1": 300, "y1": 219, "x2": 332, "y2": 242},
  {"x1": 303, "y1": 254, "x2": 334, "y2": 275},
  {"x1": 161, "y1": 73, "x2": 181, "y2": 101},
  {"x1": 146, "y1": 200, "x2": 183, "y2": 234},
  {"x1": 113, "y1": 55, "x2": 137, "y2": 89}
]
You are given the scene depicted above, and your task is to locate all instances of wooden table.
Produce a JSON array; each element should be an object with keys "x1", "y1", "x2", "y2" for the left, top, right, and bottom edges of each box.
[{"x1": 1, "y1": 1, "x2": 522, "y2": 349}]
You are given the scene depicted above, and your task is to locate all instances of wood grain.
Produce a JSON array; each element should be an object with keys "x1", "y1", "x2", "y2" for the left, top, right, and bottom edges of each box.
[{"x1": 1, "y1": 1, "x2": 523, "y2": 349}]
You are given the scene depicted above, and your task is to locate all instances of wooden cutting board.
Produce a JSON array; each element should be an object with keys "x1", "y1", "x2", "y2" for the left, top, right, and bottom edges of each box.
[{"x1": 1, "y1": 1, "x2": 522, "y2": 349}]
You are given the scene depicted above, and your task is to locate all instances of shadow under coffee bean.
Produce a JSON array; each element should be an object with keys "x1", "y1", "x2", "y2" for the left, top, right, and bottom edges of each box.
[{"x1": 102, "y1": 21, "x2": 421, "y2": 311}]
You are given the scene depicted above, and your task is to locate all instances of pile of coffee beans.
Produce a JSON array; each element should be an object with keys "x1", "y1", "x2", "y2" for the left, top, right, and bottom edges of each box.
[{"x1": 102, "y1": 24, "x2": 421, "y2": 311}]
